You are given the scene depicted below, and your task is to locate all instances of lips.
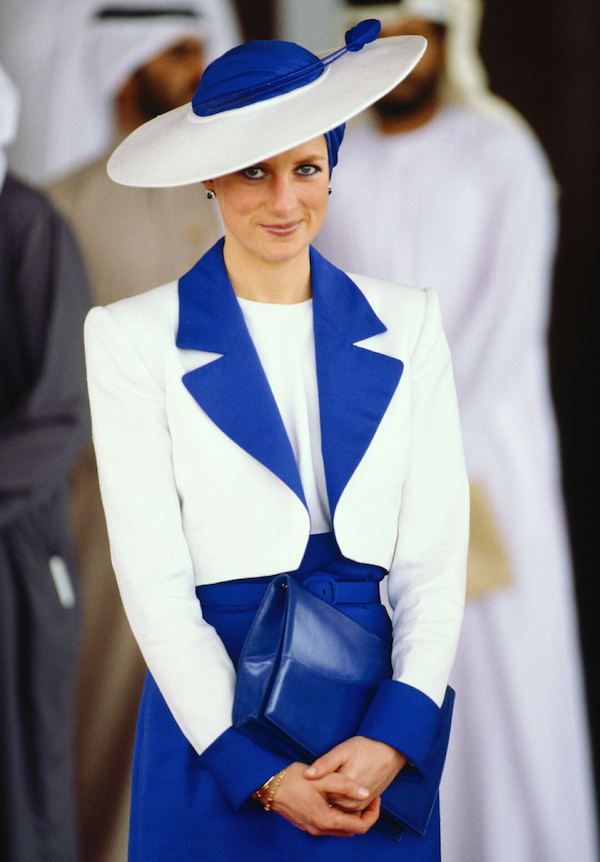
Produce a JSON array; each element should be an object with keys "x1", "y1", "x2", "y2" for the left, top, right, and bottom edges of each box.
[{"x1": 261, "y1": 221, "x2": 301, "y2": 236}]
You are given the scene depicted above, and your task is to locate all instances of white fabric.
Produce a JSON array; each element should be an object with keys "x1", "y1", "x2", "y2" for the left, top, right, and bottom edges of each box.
[
  {"x1": 0, "y1": 62, "x2": 19, "y2": 190},
  {"x1": 0, "y1": 0, "x2": 241, "y2": 184},
  {"x1": 237, "y1": 297, "x2": 331, "y2": 534},
  {"x1": 343, "y1": 0, "x2": 525, "y2": 128},
  {"x1": 84, "y1": 276, "x2": 468, "y2": 754},
  {"x1": 85, "y1": 0, "x2": 239, "y2": 166},
  {"x1": 47, "y1": 151, "x2": 224, "y2": 305},
  {"x1": 344, "y1": 0, "x2": 451, "y2": 26},
  {"x1": 89, "y1": 19, "x2": 202, "y2": 116},
  {"x1": 316, "y1": 107, "x2": 598, "y2": 862}
]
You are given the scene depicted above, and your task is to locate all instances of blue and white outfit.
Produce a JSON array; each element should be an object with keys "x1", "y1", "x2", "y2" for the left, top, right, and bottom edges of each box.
[{"x1": 84, "y1": 239, "x2": 468, "y2": 860}]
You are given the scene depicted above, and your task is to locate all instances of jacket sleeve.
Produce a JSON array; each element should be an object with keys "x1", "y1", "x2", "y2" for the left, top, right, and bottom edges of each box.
[
  {"x1": 84, "y1": 305, "x2": 287, "y2": 808},
  {"x1": 357, "y1": 289, "x2": 468, "y2": 828}
]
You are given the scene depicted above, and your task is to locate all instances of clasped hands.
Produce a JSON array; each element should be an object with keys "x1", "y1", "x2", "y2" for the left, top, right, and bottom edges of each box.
[{"x1": 268, "y1": 735, "x2": 407, "y2": 837}]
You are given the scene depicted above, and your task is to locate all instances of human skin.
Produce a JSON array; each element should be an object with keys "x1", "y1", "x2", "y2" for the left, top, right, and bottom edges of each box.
[
  {"x1": 203, "y1": 136, "x2": 330, "y2": 304},
  {"x1": 375, "y1": 17, "x2": 446, "y2": 133},
  {"x1": 116, "y1": 37, "x2": 205, "y2": 132}
]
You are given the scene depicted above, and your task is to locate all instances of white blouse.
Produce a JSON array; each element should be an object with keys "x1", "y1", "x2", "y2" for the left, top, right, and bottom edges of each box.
[{"x1": 237, "y1": 296, "x2": 331, "y2": 534}]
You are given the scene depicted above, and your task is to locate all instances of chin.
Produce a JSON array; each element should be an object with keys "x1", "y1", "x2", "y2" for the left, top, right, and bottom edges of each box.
[{"x1": 256, "y1": 231, "x2": 312, "y2": 263}]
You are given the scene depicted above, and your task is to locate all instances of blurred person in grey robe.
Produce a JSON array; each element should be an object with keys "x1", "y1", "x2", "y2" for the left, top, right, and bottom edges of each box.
[
  {"x1": 46, "y1": 4, "x2": 240, "y2": 860},
  {"x1": 317, "y1": 1, "x2": 598, "y2": 860},
  {"x1": 0, "y1": 62, "x2": 90, "y2": 861}
]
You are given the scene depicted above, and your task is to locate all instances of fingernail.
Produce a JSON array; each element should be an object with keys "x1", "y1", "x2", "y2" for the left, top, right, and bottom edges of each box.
[
  {"x1": 358, "y1": 787, "x2": 369, "y2": 798},
  {"x1": 305, "y1": 766, "x2": 316, "y2": 776}
]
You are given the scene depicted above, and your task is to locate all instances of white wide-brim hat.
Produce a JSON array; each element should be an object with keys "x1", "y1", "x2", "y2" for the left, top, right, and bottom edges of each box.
[{"x1": 107, "y1": 29, "x2": 426, "y2": 187}]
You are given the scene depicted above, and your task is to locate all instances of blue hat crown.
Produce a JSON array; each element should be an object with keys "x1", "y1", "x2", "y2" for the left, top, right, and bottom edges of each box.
[{"x1": 191, "y1": 19, "x2": 381, "y2": 117}]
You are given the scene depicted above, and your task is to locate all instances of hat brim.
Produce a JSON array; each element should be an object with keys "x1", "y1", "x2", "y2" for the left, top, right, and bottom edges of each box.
[{"x1": 107, "y1": 34, "x2": 426, "y2": 187}]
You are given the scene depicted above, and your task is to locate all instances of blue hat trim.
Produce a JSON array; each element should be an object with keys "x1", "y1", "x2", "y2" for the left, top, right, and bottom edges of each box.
[
  {"x1": 325, "y1": 124, "x2": 345, "y2": 172},
  {"x1": 191, "y1": 19, "x2": 381, "y2": 117}
]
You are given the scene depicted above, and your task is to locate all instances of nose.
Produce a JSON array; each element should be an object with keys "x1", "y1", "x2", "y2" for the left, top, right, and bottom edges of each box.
[{"x1": 268, "y1": 174, "x2": 297, "y2": 216}]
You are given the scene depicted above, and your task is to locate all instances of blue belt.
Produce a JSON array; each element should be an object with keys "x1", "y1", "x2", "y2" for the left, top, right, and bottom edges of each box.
[{"x1": 198, "y1": 573, "x2": 381, "y2": 608}]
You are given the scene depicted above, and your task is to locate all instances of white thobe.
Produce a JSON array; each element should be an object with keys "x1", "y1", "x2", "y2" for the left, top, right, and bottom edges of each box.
[{"x1": 317, "y1": 105, "x2": 598, "y2": 862}]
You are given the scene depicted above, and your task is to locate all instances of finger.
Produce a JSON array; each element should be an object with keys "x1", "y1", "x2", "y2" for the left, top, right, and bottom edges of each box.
[
  {"x1": 304, "y1": 747, "x2": 347, "y2": 780},
  {"x1": 326, "y1": 795, "x2": 368, "y2": 813},
  {"x1": 318, "y1": 806, "x2": 374, "y2": 837},
  {"x1": 328, "y1": 796, "x2": 381, "y2": 819},
  {"x1": 360, "y1": 796, "x2": 381, "y2": 828},
  {"x1": 320, "y1": 773, "x2": 370, "y2": 801}
]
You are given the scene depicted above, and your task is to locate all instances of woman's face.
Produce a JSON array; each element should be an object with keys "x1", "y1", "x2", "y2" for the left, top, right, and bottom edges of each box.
[{"x1": 204, "y1": 136, "x2": 329, "y2": 267}]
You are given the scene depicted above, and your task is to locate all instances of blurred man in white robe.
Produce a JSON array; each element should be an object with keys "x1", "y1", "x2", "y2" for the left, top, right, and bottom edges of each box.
[
  {"x1": 0, "y1": 0, "x2": 241, "y2": 184},
  {"x1": 317, "y1": 1, "x2": 598, "y2": 859},
  {"x1": 46, "y1": 4, "x2": 240, "y2": 860}
]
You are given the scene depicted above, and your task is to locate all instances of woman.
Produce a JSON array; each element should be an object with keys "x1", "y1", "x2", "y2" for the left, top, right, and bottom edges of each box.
[{"x1": 85, "y1": 20, "x2": 469, "y2": 861}]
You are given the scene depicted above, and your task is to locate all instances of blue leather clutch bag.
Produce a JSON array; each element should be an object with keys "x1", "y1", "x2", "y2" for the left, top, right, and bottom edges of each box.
[{"x1": 233, "y1": 573, "x2": 454, "y2": 841}]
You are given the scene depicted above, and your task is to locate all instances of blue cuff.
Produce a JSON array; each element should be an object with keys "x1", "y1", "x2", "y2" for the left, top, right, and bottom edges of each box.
[
  {"x1": 357, "y1": 679, "x2": 442, "y2": 773},
  {"x1": 358, "y1": 681, "x2": 455, "y2": 836},
  {"x1": 198, "y1": 726, "x2": 290, "y2": 811}
]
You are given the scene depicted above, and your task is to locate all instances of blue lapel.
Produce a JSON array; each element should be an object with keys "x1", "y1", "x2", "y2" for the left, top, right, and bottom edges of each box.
[
  {"x1": 177, "y1": 239, "x2": 306, "y2": 506},
  {"x1": 310, "y1": 247, "x2": 404, "y2": 516},
  {"x1": 176, "y1": 240, "x2": 404, "y2": 518}
]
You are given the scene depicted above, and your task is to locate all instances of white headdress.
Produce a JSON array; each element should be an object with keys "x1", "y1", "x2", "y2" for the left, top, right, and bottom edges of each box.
[
  {"x1": 84, "y1": 0, "x2": 243, "y2": 163},
  {"x1": 0, "y1": 0, "x2": 241, "y2": 184},
  {"x1": 342, "y1": 0, "x2": 525, "y2": 125},
  {"x1": 88, "y1": 1, "x2": 238, "y2": 114},
  {"x1": 0, "y1": 62, "x2": 20, "y2": 191}
]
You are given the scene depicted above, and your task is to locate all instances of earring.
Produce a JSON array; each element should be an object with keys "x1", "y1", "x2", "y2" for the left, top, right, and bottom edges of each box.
[
  {"x1": 328, "y1": 186, "x2": 332, "y2": 195},
  {"x1": 206, "y1": 190, "x2": 216, "y2": 200}
]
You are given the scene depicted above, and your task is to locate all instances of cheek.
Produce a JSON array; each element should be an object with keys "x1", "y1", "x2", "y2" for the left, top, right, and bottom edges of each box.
[
  {"x1": 307, "y1": 186, "x2": 330, "y2": 220},
  {"x1": 216, "y1": 182, "x2": 261, "y2": 216},
  {"x1": 214, "y1": 192, "x2": 257, "y2": 235}
]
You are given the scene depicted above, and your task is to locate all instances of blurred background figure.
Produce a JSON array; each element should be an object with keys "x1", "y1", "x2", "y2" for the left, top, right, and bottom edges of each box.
[
  {"x1": 0, "y1": 0, "x2": 241, "y2": 185},
  {"x1": 317, "y1": 1, "x2": 598, "y2": 860},
  {"x1": 0, "y1": 62, "x2": 90, "y2": 861},
  {"x1": 0, "y1": 0, "x2": 91, "y2": 184},
  {"x1": 45, "y1": 4, "x2": 240, "y2": 861},
  {"x1": 47, "y1": 1, "x2": 237, "y2": 302}
]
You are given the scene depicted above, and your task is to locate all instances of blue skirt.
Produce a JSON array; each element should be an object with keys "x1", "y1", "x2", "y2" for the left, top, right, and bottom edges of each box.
[{"x1": 129, "y1": 534, "x2": 440, "y2": 861}]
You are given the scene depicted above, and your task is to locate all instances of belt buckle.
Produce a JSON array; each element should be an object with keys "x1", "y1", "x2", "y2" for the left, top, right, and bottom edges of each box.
[{"x1": 303, "y1": 573, "x2": 337, "y2": 604}]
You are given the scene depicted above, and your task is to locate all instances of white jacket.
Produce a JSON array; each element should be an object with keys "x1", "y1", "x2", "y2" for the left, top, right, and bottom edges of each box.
[{"x1": 84, "y1": 240, "x2": 468, "y2": 757}]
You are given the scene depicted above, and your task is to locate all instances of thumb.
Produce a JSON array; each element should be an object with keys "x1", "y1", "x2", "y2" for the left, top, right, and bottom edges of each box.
[{"x1": 304, "y1": 746, "x2": 347, "y2": 780}]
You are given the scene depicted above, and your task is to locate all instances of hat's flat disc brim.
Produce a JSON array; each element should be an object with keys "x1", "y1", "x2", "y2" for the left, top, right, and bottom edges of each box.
[{"x1": 107, "y1": 35, "x2": 426, "y2": 187}]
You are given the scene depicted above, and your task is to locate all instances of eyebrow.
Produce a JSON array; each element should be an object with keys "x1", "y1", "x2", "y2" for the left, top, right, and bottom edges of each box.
[{"x1": 293, "y1": 153, "x2": 328, "y2": 163}]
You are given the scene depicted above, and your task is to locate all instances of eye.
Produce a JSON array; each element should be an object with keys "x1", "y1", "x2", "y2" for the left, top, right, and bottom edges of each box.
[
  {"x1": 241, "y1": 166, "x2": 266, "y2": 180},
  {"x1": 296, "y1": 164, "x2": 321, "y2": 177}
]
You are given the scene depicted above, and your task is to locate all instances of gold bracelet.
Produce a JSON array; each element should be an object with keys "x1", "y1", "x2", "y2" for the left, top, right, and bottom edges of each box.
[
  {"x1": 253, "y1": 767, "x2": 287, "y2": 811},
  {"x1": 252, "y1": 773, "x2": 276, "y2": 803},
  {"x1": 263, "y1": 767, "x2": 287, "y2": 811}
]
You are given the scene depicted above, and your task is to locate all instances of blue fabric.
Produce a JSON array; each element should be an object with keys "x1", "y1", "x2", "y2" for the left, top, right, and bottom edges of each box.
[
  {"x1": 325, "y1": 124, "x2": 346, "y2": 172},
  {"x1": 177, "y1": 240, "x2": 404, "y2": 518},
  {"x1": 191, "y1": 21, "x2": 381, "y2": 117},
  {"x1": 360, "y1": 680, "x2": 443, "y2": 773},
  {"x1": 129, "y1": 534, "x2": 442, "y2": 859},
  {"x1": 178, "y1": 239, "x2": 306, "y2": 505},
  {"x1": 309, "y1": 246, "x2": 405, "y2": 515},
  {"x1": 192, "y1": 39, "x2": 323, "y2": 116}
]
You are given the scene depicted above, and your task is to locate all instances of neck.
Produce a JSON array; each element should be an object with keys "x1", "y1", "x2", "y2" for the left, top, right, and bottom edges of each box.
[{"x1": 223, "y1": 240, "x2": 312, "y2": 304}]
